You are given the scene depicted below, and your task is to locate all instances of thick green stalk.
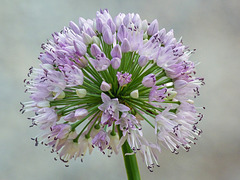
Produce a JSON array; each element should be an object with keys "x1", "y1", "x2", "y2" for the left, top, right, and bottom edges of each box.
[{"x1": 117, "y1": 125, "x2": 141, "y2": 180}]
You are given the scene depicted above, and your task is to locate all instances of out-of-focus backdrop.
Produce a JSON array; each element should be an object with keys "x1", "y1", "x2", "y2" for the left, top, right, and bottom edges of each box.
[{"x1": 0, "y1": 0, "x2": 239, "y2": 180}]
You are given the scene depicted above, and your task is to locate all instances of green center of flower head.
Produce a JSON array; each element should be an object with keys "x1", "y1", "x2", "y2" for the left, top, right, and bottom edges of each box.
[
  {"x1": 51, "y1": 45, "x2": 174, "y2": 138},
  {"x1": 22, "y1": 9, "x2": 204, "y2": 171}
]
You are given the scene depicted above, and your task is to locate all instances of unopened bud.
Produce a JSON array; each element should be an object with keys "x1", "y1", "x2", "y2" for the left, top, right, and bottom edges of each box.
[
  {"x1": 90, "y1": 43, "x2": 102, "y2": 57},
  {"x1": 83, "y1": 32, "x2": 93, "y2": 45},
  {"x1": 187, "y1": 99, "x2": 194, "y2": 104},
  {"x1": 147, "y1": 19, "x2": 159, "y2": 36},
  {"x1": 96, "y1": 18, "x2": 103, "y2": 33},
  {"x1": 143, "y1": 39, "x2": 148, "y2": 44},
  {"x1": 37, "y1": 100, "x2": 50, "y2": 108},
  {"x1": 75, "y1": 108, "x2": 88, "y2": 120},
  {"x1": 123, "y1": 14, "x2": 131, "y2": 26},
  {"x1": 92, "y1": 36, "x2": 101, "y2": 46},
  {"x1": 86, "y1": 27, "x2": 95, "y2": 37},
  {"x1": 64, "y1": 112, "x2": 77, "y2": 122},
  {"x1": 107, "y1": 19, "x2": 116, "y2": 34},
  {"x1": 138, "y1": 56, "x2": 148, "y2": 67},
  {"x1": 53, "y1": 91, "x2": 65, "y2": 99},
  {"x1": 130, "y1": 90, "x2": 139, "y2": 99},
  {"x1": 111, "y1": 57, "x2": 121, "y2": 69},
  {"x1": 121, "y1": 38, "x2": 130, "y2": 52},
  {"x1": 143, "y1": 32, "x2": 148, "y2": 40},
  {"x1": 111, "y1": 44, "x2": 122, "y2": 58},
  {"x1": 102, "y1": 25, "x2": 113, "y2": 45},
  {"x1": 73, "y1": 40, "x2": 87, "y2": 56},
  {"x1": 69, "y1": 21, "x2": 80, "y2": 34},
  {"x1": 100, "y1": 81, "x2": 111, "y2": 91},
  {"x1": 114, "y1": 13, "x2": 125, "y2": 29},
  {"x1": 92, "y1": 19, "x2": 97, "y2": 32},
  {"x1": 141, "y1": 20, "x2": 148, "y2": 32},
  {"x1": 76, "y1": 89, "x2": 87, "y2": 98},
  {"x1": 117, "y1": 25, "x2": 127, "y2": 42},
  {"x1": 142, "y1": 74, "x2": 156, "y2": 87},
  {"x1": 41, "y1": 64, "x2": 54, "y2": 70},
  {"x1": 167, "y1": 91, "x2": 177, "y2": 100}
]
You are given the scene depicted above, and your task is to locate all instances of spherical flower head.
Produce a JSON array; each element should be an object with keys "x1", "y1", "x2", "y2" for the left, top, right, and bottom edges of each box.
[
  {"x1": 22, "y1": 9, "x2": 204, "y2": 171},
  {"x1": 116, "y1": 72, "x2": 132, "y2": 86}
]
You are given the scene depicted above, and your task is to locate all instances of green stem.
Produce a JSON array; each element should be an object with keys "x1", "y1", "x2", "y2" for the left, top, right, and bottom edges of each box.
[{"x1": 117, "y1": 125, "x2": 141, "y2": 180}]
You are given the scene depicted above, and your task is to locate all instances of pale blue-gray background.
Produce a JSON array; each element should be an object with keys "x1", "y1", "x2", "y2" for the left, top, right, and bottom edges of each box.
[{"x1": 1, "y1": 0, "x2": 240, "y2": 180}]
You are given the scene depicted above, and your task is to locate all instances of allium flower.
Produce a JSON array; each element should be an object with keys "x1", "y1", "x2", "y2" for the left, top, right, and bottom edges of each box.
[
  {"x1": 98, "y1": 93, "x2": 130, "y2": 126},
  {"x1": 116, "y1": 113, "x2": 142, "y2": 136},
  {"x1": 21, "y1": 9, "x2": 205, "y2": 177},
  {"x1": 92, "y1": 130, "x2": 110, "y2": 152},
  {"x1": 116, "y1": 72, "x2": 132, "y2": 86},
  {"x1": 149, "y1": 86, "x2": 167, "y2": 103}
]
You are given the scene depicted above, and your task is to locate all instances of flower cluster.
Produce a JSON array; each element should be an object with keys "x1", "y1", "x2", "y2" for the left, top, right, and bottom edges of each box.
[{"x1": 21, "y1": 9, "x2": 204, "y2": 171}]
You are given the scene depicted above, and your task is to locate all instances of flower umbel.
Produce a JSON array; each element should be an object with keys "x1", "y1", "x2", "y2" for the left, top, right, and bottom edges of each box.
[{"x1": 21, "y1": 9, "x2": 204, "y2": 173}]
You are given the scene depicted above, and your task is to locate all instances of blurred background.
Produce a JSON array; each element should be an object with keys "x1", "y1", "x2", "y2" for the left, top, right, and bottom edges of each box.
[{"x1": 0, "y1": 0, "x2": 239, "y2": 179}]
